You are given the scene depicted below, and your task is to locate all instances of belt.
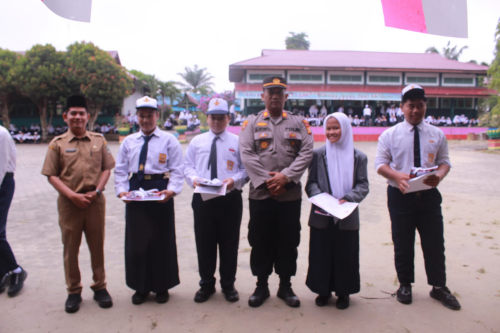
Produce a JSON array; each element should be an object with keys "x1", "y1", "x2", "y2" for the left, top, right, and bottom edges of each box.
[{"x1": 132, "y1": 173, "x2": 169, "y2": 180}]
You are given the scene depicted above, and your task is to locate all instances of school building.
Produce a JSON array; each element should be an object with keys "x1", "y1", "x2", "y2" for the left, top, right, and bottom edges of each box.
[{"x1": 229, "y1": 49, "x2": 492, "y2": 119}]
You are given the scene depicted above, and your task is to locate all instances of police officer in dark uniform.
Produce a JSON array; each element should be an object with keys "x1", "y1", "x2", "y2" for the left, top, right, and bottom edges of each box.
[{"x1": 239, "y1": 76, "x2": 314, "y2": 307}]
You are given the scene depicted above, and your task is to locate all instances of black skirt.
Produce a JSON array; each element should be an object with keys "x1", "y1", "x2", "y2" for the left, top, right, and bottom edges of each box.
[
  {"x1": 306, "y1": 222, "x2": 360, "y2": 296},
  {"x1": 125, "y1": 178, "x2": 180, "y2": 293}
]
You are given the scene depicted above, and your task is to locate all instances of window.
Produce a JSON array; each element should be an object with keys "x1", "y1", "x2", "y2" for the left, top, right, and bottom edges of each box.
[
  {"x1": 248, "y1": 73, "x2": 282, "y2": 81},
  {"x1": 426, "y1": 98, "x2": 438, "y2": 108},
  {"x1": 246, "y1": 70, "x2": 285, "y2": 83},
  {"x1": 369, "y1": 75, "x2": 400, "y2": 83},
  {"x1": 289, "y1": 74, "x2": 323, "y2": 81},
  {"x1": 330, "y1": 74, "x2": 363, "y2": 82},
  {"x1": 442, "y1": 74, "x2": 475, "y2": 86},
  {"x1": 367, "y1": 72, "x2": 402, "y2": 85},
  {"x1": 407, "y1": 76, "x2": 438, "y2": 85},
  {"x1": 443, "y1": 77, "x2": 474, "y2": 85}
]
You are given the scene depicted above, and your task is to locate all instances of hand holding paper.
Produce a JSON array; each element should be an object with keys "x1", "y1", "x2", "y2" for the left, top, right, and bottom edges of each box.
[{"x1": 308, "y1": 193, "x2": 358, "y2": 220}]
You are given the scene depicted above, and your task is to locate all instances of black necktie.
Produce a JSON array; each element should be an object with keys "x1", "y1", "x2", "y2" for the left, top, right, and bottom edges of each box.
[
  {"x1": 414, "y1": 126, "x2": 421, "y2": 167},
  {"x1": 138, "y1": 135, "x2": 153, "y2": 179},
  {"x1": 207, "y1": 136, "x2": 219, "y2": 180}
]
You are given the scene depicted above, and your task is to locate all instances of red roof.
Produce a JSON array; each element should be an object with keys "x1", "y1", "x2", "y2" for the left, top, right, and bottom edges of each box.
[{"x1": 229, "y1": 49, "x2": 488, "y2": 81}]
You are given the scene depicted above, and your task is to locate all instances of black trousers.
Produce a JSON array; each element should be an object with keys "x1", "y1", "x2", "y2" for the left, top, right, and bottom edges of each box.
[
  {"x1": 248, "y1": 198, "x2": 301, "y2": 278},
  {"x1": 192, "y1": 191, "x2": 242, "y2": 289},
  {"x1": 125, "y1": 177, "x2": 179, "y2": 293},
  {"x1": 0, "y1": 173, "x2": 17, "y2": 277},
  {"x1": 387, "y1": 186, "x2": 446, "y2": 287}
]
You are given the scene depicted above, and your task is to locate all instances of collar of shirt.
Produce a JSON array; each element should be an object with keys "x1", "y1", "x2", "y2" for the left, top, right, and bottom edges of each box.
[
  {"x1": 208, "y1": 129, "x2": 228, "y2": 142},
  {"x1": 67, "y1": 131, "x2": 90, "y2": 142},
  {"x1": 402, "y1": 120, "x2": 424, "y2": 132},
  {"x1": 137, "y1": 127, "x2": 160, "y2": 140}
]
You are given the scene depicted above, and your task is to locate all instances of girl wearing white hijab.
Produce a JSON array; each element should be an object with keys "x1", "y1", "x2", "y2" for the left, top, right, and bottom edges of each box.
[{"x1": 305, "y1": 112, "x2": 369, "y2": 309}]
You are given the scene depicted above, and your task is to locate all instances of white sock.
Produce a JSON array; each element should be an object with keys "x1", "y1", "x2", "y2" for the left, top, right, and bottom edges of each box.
[{"x1": 12, "y1": 267, "x2": 22, "y2": 274}]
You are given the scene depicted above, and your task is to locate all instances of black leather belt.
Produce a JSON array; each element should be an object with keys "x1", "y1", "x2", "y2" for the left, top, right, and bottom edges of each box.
[{"x1": 132, "y1": 173, "x2": 169, "y2": 180}]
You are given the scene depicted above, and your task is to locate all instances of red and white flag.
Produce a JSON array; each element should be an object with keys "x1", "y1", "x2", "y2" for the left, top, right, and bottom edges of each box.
[
  {"x1": 381, "y1": 0, "x2": 467, "y2": 38},
  {"x1": 41, "y1": 0, "x2": 92, "y2": 23}
]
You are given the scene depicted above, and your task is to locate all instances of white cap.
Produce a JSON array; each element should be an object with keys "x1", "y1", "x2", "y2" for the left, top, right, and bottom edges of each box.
[
  {"x1": 402, "y1": 84, "x2": 426, "y2": 100},
  {"x1": 136, "y1": 96, "x2": 158, "y2": 110},
  {"x1": 207, "y1": 98, "x2": 229, "y2": 114}
]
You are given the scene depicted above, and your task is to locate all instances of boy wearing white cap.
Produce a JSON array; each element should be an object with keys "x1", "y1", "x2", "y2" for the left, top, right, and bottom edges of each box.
[
  {"x1": 115, "y1": 96, "x2": 184, "y2": 305},
  {"x1": 375, "y1": 84, "x2": 461, "y2": 310},
  {"x1": 184, "y1": 98, "x2": 248, "y2": 303}
]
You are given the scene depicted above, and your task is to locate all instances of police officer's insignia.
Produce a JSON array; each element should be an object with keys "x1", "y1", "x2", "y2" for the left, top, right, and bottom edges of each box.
[
  {"x1": 288, "y1": 132, "x2": 297, "y2": 139},
  {"x1": 159, "y1": 153, "x2": 167, "y2": 164},
  {"x1": 302, "y1": 119, "x2": 312, "y2": 135},
  {"x1": 259, "y1": 133, "x2": 268, "y2": 139},
  {"x1": 257, "y1": 122, "x2": 268, "y2": 127},
  {"x1": 227, "y1": 160, "x2": 234, "y2": 171},
  {"x1": 242, "y1": 120, "x2": 249, "y2": 131},
  {"x1": 260, "y1": 141, "x2": 269, "y2": 149}
]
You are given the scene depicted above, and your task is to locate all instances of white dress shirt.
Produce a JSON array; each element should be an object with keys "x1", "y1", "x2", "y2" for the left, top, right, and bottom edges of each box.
[
  {"x1": 184, "y1": 130, "x2": 247, "y2": 190},
  {"x1": 0, "y1": 125, "x2": 16, "y2": 184},
  {"x1": 115, "y1": 127, "x2": 184, "y2": 195},
  {"x1": 375, "y1": 120, "x2": 451, "y2": 188}
]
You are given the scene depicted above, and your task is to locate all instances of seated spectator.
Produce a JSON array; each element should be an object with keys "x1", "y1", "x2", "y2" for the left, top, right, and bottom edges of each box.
[{"x1": 164, "y1": 118, "x2": 173, "y2": 130}]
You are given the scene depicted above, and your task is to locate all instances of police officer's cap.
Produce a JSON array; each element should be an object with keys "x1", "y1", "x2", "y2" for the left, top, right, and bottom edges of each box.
[
  {"x1": 136, "y1": 96, "x2": 158, "y2": 110},
  {"x1": 207, "y1": 98, "x2": 229, "y2": 115},
  {"x1": 402, "y1": 84, "x2": 426, "y2": 102},
  {"x1": 66, "y1": 95, "x2": 87, "y2": 110},
  {"x1": 263, "y1": 76, "x2": 287, "y2": 90}
]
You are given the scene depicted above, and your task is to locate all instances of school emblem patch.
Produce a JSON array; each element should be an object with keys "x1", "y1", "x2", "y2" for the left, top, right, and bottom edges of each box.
[
  {"x1": 227, "y1": 160, "x2": 234, "y2": 171},
  {"x1": 159, "y1": 153, "x2": 167, "y2": 164}
]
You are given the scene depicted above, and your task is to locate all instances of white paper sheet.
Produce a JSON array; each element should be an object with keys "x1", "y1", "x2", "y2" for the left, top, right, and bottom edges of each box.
[
  {"x1": 308, "y1": 192, "x2": 358, "y2": 220},
  {"x1": 405, "y1": 170, "x2": 438, "y2": 194},
  {"x1": 194, "y1": 183, "x2": 227, "y2": 201},
  {"x1": 121, "y1": 188, "x2": 165, "y2": 201}
]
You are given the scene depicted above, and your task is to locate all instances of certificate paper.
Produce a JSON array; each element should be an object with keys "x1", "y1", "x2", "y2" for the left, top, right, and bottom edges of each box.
[
  {"x1": 405, "y1": 170, "x2": 438, "y2": 194},
  {"x1": 121, "y1": 188, "x2": 165, "y2": 201},
  {"x1": 194, "y1": 182, "x2": 227, "y2": 201},
  {"x1": 308, "y1": 193, "x2": 358, "y2": 220}
]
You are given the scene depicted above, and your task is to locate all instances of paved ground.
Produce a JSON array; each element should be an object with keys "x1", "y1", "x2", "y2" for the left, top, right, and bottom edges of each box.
[{"x1": 0, "y1": 140, "x2": 499, "y2": 332}]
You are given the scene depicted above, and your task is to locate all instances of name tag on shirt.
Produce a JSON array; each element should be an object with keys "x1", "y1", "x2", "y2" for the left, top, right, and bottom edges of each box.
[{"x1": 65, "y1": 148, "x2": 77, "y2": 153}]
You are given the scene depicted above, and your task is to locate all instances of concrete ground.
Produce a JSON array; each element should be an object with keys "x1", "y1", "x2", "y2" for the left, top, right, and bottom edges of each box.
[{"x1": 0, "y1": 140, "x2": 499, "y2": 332}]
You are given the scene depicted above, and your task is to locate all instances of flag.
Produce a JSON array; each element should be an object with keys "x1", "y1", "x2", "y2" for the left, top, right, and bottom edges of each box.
[
  {"x1": 381, "y1": 0, "x2": 468, "y2": 38},
  {"x1": 42, "y1": 0, "x2": 92, "y2": 23}
]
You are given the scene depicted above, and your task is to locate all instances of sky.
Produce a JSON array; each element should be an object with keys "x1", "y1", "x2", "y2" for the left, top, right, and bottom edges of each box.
[{"x1": 0, "y1": 0, "x2": 499, "y2": 92}]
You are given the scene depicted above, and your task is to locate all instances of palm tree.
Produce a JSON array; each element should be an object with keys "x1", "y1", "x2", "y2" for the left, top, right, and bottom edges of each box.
[
  {"x1": 425, "y1": 41, "x2": 468, "y2": 60},
  {"x1": 177, "y1": 65, "x2": 214, "y2": 94},
  {"x1": 157, "y1": 80, "x2": 180, "y2": 121}
]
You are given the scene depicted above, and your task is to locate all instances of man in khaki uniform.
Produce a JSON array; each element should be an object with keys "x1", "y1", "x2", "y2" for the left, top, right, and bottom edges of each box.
[
  {"x1": 42, "y1": 95, "x2": 115, "y2": 313},
  {"x1": 239, "y1": 76, "x2": 314, "y2": 308}
]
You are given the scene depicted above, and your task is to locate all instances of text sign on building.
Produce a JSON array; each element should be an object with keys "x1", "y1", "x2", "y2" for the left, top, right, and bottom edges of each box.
[{"x1": 236, "y1": 91, "x2": 401, "y2": 101}]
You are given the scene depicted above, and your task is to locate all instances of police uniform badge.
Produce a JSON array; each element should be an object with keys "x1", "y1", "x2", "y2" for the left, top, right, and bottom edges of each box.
[
  {"x1": 260, "y1": 141, "x2": 269, "y2": 149},
  {"x1": 159, "y1": 153, "x2": 167, "y2": 164},
  {"x1": 227, "y1": 160, "x2": 234, "y2": 171},
  {"x1": 302, "y1": 119, "x2": 312, "y2": 135},
  {"x1": 241, "y1": 120, "x2": 249, "y2": 131}
]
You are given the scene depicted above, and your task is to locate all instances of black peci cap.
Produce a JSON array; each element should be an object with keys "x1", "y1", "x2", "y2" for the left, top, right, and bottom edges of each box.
[{"x1": 66, "y1": 95, "x2": 87, "y2": 110}]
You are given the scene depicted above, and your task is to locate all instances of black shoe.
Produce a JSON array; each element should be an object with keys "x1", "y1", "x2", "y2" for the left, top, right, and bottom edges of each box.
[
  {"x1": 396, "y1": 284, "x2": 412, "y2": 305},
  {"x1": 155, "y1": 291, "x2": 169, "y2": 304},
  {"x1": 94, "y1": 289, "x2": 113, "y2": 308},
  {"x1": 315, "y1": 294, "x2": 331, "y2": 307},
  {"x1": 248, "y1": 286, "x2": 270, "y2": 307},
  {"x1": 430, "y1": 286, "x2": 461, "y2": 310},
  {"x1": 65, "y1": 294, "x2": 82, "y2": 313},
  {"x1": 7, "y1": 268, "x2": 27, "y2": 297},
  {"x1": 194, "y1": 286, "x2": 216, "y2": 303},
  {"x1": 222, "y1": 287, "x2": 239, "y2": 302},
  {"x1": 277, "y1": 287, "x2": 300, "y2": 308},
  {"x1": 132, "y1": 291, "x2": 149, "y2": 305},
  {"x1": 336, "y1": 295, "x2": 350, "y2": 309}
]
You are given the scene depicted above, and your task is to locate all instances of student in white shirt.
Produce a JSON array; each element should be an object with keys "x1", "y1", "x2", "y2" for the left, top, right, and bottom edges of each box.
[{"x1": 184, "y1": 98, "x2": 248, "y2": 303}]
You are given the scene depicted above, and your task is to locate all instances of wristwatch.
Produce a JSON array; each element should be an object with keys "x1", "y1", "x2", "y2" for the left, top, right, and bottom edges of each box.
[{"x1": 96, "y1": 189, "x2": 102, "y2": 196}]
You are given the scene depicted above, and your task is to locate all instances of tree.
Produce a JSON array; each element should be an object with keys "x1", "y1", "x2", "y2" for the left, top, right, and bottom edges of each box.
[
  {"x1": 483, "y1": 18, "x2": 500, "y2": 127},
  {"x1": 157, "y1": 80, "x2": 180, "y2": 121},
  {"x1": 129, "y1": 69, "x2": 160, "y2": 97},
  {"x1": 177, "y1": 65, "x2": 214, "y2": 94},
  {"x1": 66, "y1": 42, "x2": 133, "y2": 129},
  {"x1": 285, "y1": 32, "x2": 310, "y2": 50},
  {"x1": 11, "y1": 44, "x2": 68, "y2": 141},
  {"x1": 0, "y1": 48, "x2": 20, "y2": 129},
  {"x1": 425, "y1": 41, "x2": 468, "y2": 60}
]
